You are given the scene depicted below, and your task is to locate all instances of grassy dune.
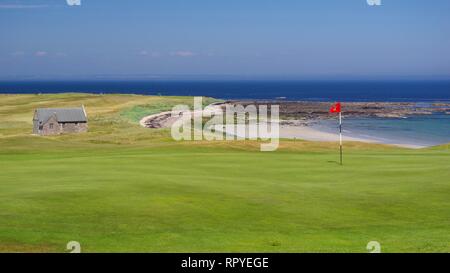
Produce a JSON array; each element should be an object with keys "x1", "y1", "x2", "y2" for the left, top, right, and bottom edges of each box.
[{"x1": 0, "y1": 94, "x2": 449, "y2": 252}]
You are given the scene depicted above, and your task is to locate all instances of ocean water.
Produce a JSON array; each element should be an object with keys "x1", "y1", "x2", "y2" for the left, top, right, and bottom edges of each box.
[
  {"x1": 312, "y1": 114, "x2": 450, "y2": 147},
  {"x1": 0, "y1": 80, "x2": 449, "y2": 146},
  {"x1": 0, "y1": 80, "x2": 449, "y2": 102}
]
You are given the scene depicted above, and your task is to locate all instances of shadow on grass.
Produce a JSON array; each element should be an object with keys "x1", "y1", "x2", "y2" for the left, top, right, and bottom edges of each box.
[{"x1": 327, "y1": 160, "x2": 341, "y2": 165}]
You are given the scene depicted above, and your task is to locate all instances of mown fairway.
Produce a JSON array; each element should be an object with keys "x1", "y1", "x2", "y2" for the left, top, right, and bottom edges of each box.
[{"x1": 0, "y1": 94, "x2": 449, "y2": 252}]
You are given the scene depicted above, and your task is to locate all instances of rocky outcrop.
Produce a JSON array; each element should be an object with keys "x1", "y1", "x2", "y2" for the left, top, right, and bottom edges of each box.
[{"x1": 226, "y1": 101, "x2": 450, "y2": 119}]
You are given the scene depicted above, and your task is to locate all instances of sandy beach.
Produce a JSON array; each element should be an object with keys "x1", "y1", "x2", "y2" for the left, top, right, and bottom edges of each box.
[
  {"x1": 139, "y1": 105, "x2": 426, "y2": 149},
  {"x1": 280, "y1": 125, "x2": 425, "y2": 149}
]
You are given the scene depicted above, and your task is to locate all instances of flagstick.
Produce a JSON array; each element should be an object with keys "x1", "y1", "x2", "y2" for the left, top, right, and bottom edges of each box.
[{"x1": 339, "y1": 111, "x2": 343, "y2": 165}]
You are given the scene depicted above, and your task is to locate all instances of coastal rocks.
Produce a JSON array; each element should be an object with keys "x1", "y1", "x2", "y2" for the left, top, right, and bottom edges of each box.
[{"x1": 226, "y1": 101, "x2": 450, "y2": 120}]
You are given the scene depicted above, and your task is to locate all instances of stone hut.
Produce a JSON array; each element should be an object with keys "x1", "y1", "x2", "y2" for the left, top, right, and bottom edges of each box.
[{"x1": 33, "y1": 106, "x2": 88, "y2": 136}]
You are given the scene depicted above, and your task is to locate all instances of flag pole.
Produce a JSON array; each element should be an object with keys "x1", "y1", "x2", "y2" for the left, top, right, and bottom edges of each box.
[{"x1": 339, "y1": 111, "x2": 343, "y2": 165}]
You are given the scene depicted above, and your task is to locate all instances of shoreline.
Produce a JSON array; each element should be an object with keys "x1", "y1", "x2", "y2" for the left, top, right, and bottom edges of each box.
[
  {"x1": 280, "y1": 125, "x2": 426, "y2": 149},
  {"x1": 139, "y1": 103, "x2": 431, "y2": 149}
]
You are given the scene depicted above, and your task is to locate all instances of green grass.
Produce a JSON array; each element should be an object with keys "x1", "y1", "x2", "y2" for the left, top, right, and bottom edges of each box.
[
  {"x1": 0, "y1": 94, "x2": 449, "y2": 253},
  {"x1": 120, "y1": 97, "x2": 219, "y2": 122}
]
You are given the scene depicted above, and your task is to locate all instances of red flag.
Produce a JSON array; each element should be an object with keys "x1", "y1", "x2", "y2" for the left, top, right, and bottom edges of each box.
[{"x1": 330, "y1": 102, "x2": 341, "y2": 113}]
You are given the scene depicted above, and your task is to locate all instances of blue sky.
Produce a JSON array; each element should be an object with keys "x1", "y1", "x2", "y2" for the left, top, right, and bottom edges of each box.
[{"x1": 1, "y1": 0, "x2": 450, "y2": 79}]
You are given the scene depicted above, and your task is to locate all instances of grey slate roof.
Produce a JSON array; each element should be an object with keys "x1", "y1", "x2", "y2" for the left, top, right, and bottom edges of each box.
[{"x1": 35, "y1": 107, "x2": 87, "y2": 123}]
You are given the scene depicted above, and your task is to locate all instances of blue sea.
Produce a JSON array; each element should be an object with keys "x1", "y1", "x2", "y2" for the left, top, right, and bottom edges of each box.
[
  {"x1": 0, "y1": 80, "x2": 449, "y2": 102},
  {"x1": 312, "y1": 114, "x2": 450, "y2": 147},
  {"x1": 1, "y1": 80, "x2": 449, "y2": 146}
]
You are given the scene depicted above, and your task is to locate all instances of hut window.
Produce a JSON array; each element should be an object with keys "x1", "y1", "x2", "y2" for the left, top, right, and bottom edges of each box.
[{"x1": 49, "y1": 123, "x2": 54, "y2": 129}]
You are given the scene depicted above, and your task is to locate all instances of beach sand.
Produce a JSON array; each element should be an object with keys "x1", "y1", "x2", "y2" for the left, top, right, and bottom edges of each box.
[
  {"x1": 280, "y1": 125, "x2": 425, "y2": 149},
  {"x1": 140, "y1": 109, "x2": 426, "y2": 149}
]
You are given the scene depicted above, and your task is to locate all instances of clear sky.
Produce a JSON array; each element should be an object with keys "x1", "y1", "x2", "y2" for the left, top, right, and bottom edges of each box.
[{"x1": 1, "y1": 0, "x2": 450, "y2": 79}]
